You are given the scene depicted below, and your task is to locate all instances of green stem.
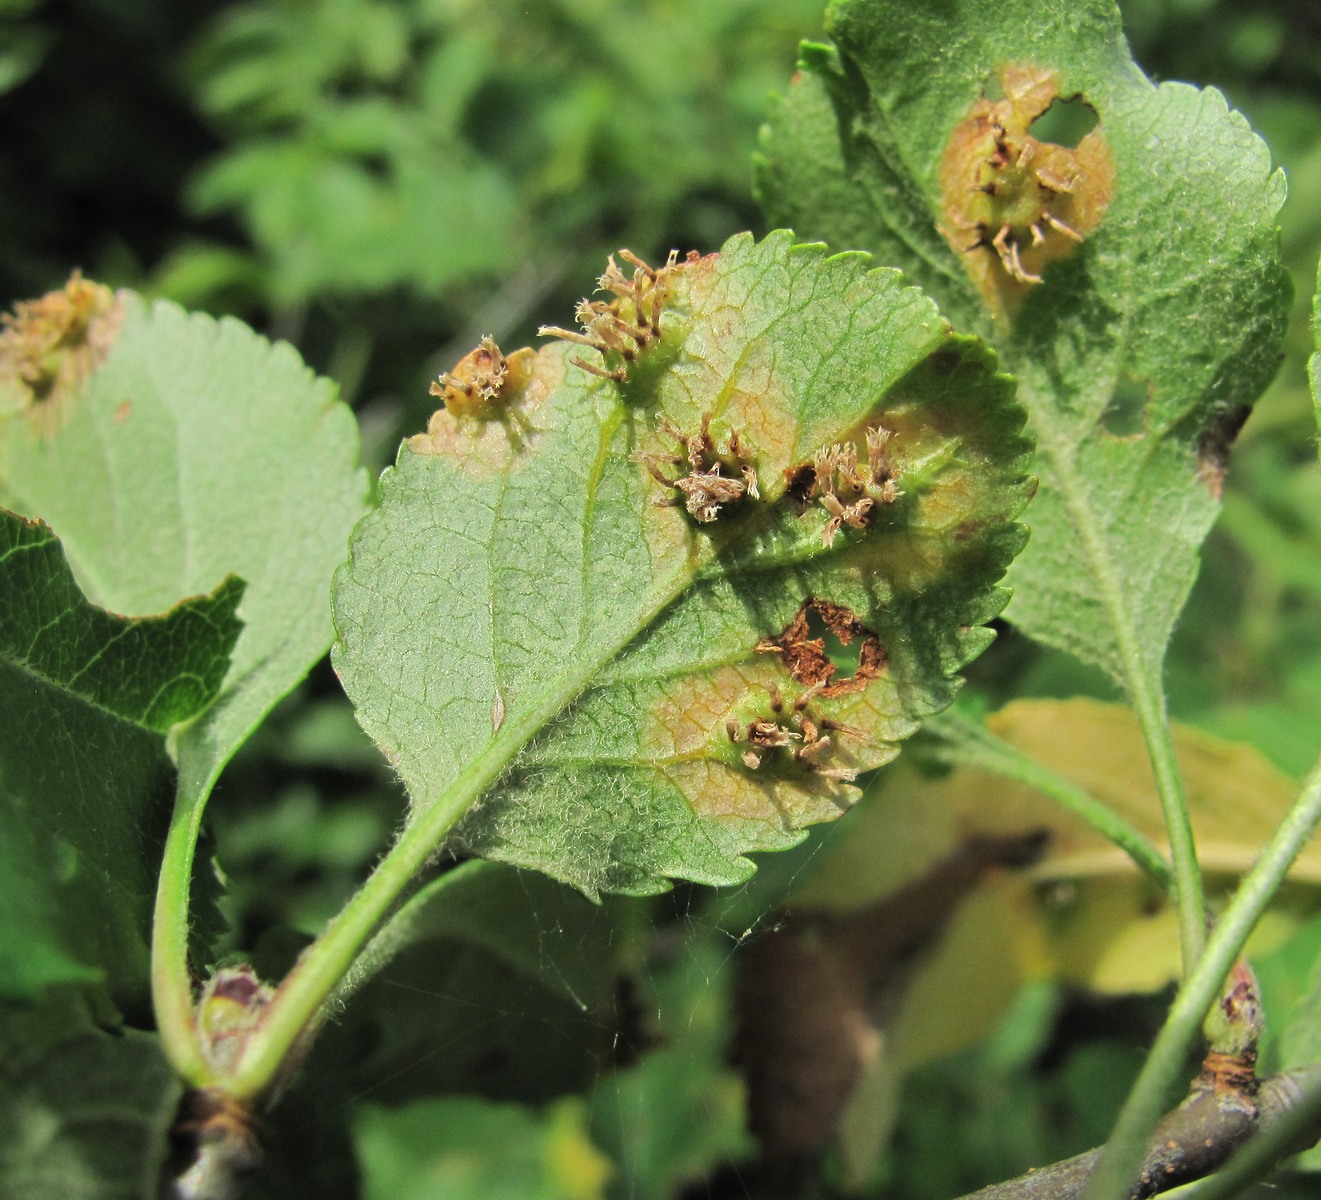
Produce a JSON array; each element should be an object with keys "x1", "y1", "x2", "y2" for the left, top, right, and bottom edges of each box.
[
  {"x1": 226, "y1": 495, "x2": 749, "y2": 1099},
  {"x1": 151, "y1": 784, "x2": 217, "y2": 1088},
  {"x1": 226, "y1": 780, "x2": 477, "y2": 1100},
  {"x1": 1127, "y1": 665, "x2": 1206, "y2": 974},
  {"x1": 1045, "y1": 433, "x2": 1206, "y2": 977},
  {"x1": 1081, "y1": 751, "x2": 1321, "y2": 1200},
  {"x1": 925, "y1": 708, "x2": 1174, "y2": 897}
]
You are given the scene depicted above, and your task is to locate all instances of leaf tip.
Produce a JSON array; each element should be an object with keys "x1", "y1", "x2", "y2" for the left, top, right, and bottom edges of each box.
[{"x1": 0, "y1": 271, "x2": 124, "y2": 430}]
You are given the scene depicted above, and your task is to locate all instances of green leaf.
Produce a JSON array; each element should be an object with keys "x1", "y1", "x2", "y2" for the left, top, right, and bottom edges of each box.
[
  {"x1": 0, "y1": 511, "x2": 242, "y2": 733},
  {"x1": 0, "y1": 511, "x2": 242, "y2": 1002},
  {"x1": 0, "y1": 275, "x2": 367, "y2": 842},
  {"x1": 0, "y1": 990, "x2": 182, "y2": 1200},
  {"x1": 333, "y1": 230, "x2": 1032, "y2": 896},
  {"x1": 354, "y1": 1096, "x2": 612, "y2": 1200},
  {"x1": 1312, "y1": 257, "x2": 1321, "y2": 461},
  {"x1": 756, "y1": 0, "x2": 1290, "y2": 686}
]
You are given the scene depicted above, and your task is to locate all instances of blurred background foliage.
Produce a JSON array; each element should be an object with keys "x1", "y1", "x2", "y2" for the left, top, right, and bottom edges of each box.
[{"x1": 3, "y1": 1, "x2": 1321, "y2": 1197}]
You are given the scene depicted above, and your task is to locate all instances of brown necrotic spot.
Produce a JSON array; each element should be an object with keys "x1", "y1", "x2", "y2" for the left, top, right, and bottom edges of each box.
[
  {"x1": 1197, "y1": 405, "x2": 1251, "y2": 499},
  {"x1": 939, "y1": 64, "x2": 1114, "y2": 317},
  {"x1": 429, "y1": 335, "x2": 515, "y2": 419},
  {"x1": 0, "y1": 271, "x2": 124, "y2": 431},
  {"x1": 756, "y1": 599, "x2": 886, "y2": 697},
  {"x1": 539, "y1": 248, "x2": 692, "y2": 383},
  {"x1": 409, "y1": 345, "x2": 546, "y2": 472}
]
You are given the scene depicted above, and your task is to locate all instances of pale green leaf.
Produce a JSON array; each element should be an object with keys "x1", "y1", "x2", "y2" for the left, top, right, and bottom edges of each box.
[
  {"x1": 354, "y1": 1096, "x2": 612, "y2": 1200},
  {"x1": 756, "y1": 0, "x2": 1290, "y2": 685},
  {"x1": 0, "y1": 276, "x2": 367, "y2": 839},
  {"x1": 333, "y1": 230, "x2": 1033, "y2": 896}
]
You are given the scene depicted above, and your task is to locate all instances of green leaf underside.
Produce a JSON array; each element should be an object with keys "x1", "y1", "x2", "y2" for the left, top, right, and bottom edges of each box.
[
  {"x1": 334, "y1": 231, "x2": 1032, "y2": 897},
  {"x1": 0, "y1": 291, "x2": 367, "y2": 808},
  {"x1": 0, "y1": 512, "x2": 242, "y2": 1001},
  {"x1": 756, "y1": 0, "x2": 1290, "y2": 684},
  {"x1": 0, "y1": 991, "x2": 182, "y2": 1200}
]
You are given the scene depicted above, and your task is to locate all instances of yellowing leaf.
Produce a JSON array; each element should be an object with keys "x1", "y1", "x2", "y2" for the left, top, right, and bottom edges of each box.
[
  {"x1": 777, "y1": 699, "x2": 1315, "y2": 1183},
  {"x1": 795, "y1": 698, "x2": 1314, "y2": 996}
]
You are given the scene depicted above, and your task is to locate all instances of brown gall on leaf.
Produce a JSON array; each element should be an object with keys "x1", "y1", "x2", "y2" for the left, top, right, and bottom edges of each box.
[
  {"x1": 409, "y1": 342, "x2": 546, "y2": 472},
  {"x1": 539, "y1": 248, "x2": 695, "y2": 382},
  {"x1": 644, "y1": 662, "x2": 882, "y2": 830},
  {"x1": 757, "y1": 599, "x2": 887, "y2": 698},
  {"x1": 429, "y1": 335, "x2": 516, "y2": 419},
  {"x1": 1196, "y1": 404, "x2": 1251, "y2": 499},
  {"x1": 808, "y1": 425, "x2": 902, "y2": 546},
  {"x1": 724, "y1": 679, "x2": 864, "y2": 783},
  {"x1": 0, "y1": 271, "x2": 124, "y2": 430},
  {"x1": 939, "y1": 64, "x2": 1114, "y2": 317},
  {"x1": 780, "y1": 425, "x2": 901, "y2": 541},
  {"x1": 634, "y1": 411, "x2": 760, "y2": 524}
]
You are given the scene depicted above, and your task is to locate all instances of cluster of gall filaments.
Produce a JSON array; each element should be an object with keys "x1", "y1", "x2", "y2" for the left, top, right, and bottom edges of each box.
[
  {"x1": 725, "y1": 681, "x2": 861, "y2": 783},
  {"x1": 540, "y1": 249, "x2": 688, "y2": 382},
  {"x1": 797, "y1": 426, "x2": 901, "y2": 546},
  {"x1": 430, "y1": 335, "x2": 509, "y2": 418},
  {"x1": 635, "y1": 412, "x2": 760, "y2": 524},
  {"x1": 962, "y1": 122, "x2": 1082, "y2": 284}
]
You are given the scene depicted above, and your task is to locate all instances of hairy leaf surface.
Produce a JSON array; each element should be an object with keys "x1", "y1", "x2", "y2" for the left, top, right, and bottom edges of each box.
[
  {"x1": 0, "y1": 511, "x2": 241, "y2": 1002},
  {"x1": 334, "y1": 231, "x2": 1033, "y2": 895},
  {"x1": 757, "y1": 0, "x2": 1290, "y2": 685}
]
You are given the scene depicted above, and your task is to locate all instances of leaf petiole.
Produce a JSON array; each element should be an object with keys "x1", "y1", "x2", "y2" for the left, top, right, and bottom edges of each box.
[{"x1": 151, "y1": 781, "x2": 218, "y2": 1089}]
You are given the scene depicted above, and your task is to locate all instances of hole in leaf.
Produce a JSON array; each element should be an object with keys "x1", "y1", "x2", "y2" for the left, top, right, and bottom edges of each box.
[
  {"x1": 805, "y1": 606, "x2": 862, "y2": 678},
  {"x1": 980, "y1": 71, "x2": 1006, "y2": 101},
  {"x1": 1101, "y1": 377, "x2": 1148, "y2": 438},
  {"x1": 757, "y1": 599, "x2": 886, "y2": 697},
  {"x1": 1028, "y1": 95, "x2": 1099, "y2": 148}
]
